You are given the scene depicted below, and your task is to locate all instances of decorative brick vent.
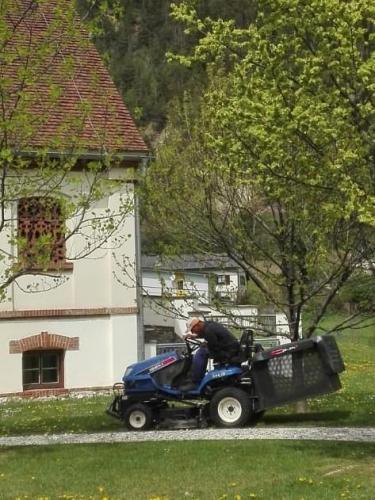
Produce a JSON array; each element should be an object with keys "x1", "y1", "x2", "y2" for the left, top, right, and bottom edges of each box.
[
  {"x1": 9, "y1": 331, "x2": 79, "y2": 354},
  {"x1": 18, "y1": 197, "x2": 66, "y2": 267}
]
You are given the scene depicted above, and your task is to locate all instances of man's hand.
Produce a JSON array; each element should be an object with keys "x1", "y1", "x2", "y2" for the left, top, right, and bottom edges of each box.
[{"x1": 184, "y1": 333, "x2": 198, "y2": 340}]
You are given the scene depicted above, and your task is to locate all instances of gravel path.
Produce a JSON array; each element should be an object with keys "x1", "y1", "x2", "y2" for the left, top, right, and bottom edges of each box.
[{"x1": 1, "y1": 427, "x2": 374, "y2": 447}]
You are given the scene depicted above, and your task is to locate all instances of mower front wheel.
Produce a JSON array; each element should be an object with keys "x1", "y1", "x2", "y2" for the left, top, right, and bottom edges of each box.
[
  {"x1": 124, "y1": 403, "x2": 153, "y2": 431},
  {"x1": 209, "y1": 387, "x2": 251, "y2": 428}
]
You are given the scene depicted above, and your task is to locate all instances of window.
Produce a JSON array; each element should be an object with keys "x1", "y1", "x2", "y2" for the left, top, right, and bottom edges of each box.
[
  {"x1": 22, "y1": 350, "x2": 64, "y2": 390},
  {"x1": 217, "y1": 274, "x2": 231, "y2": 285},
  {"x1": 18, "y1": 197, "x2": 71, "y2": 270},
  {"x1": 174, "y1": 272, "x2": 186, "y2": 297}
]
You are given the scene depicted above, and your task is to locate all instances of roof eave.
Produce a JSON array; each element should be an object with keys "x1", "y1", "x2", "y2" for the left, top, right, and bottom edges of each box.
[{"x1": 13, "y1": 149, "x2": 150, "y2": 162}]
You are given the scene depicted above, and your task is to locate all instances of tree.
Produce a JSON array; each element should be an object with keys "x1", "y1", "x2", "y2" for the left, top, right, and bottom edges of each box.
[
  {"x1": 77, "y1": 0, "x2": 257, "y2": 142},
  {"x1": 141, "y1": 0, "x2": 375, "y2": 340},
  {"x1": 0, "y1": 0, "x2": 139, "y2": 301}
]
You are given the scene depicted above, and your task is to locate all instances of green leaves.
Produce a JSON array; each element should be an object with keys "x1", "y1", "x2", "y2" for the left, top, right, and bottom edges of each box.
[
  {"x1": 76, "y1": 0, "x2": 124, "y2": 37},
  {"x1": 141, "y1": 0, "x2": 375, "y2": 338}
]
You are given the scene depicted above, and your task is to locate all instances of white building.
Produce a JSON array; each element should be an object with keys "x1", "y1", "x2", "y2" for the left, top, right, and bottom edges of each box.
[
  {"x1": 141, "y1": 255, "x2": 291, "y2": 353},
  {"x1": 0, "y1": 2, "x2": 148, "y2": 396}
]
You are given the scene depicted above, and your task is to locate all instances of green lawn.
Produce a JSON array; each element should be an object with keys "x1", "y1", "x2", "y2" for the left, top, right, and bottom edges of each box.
[
  {"x1": 0, "y1": 440, "x2": 374, "y2": 499},
  {"x1": 0, "y1": 395, "x2": 122, "y2": 437},
  {"x1": 0, "y1": 316, "x2": 374, "y2": 499},
  {"x1": 1, "y1": 316, "x2": 373, "y2": 436}
]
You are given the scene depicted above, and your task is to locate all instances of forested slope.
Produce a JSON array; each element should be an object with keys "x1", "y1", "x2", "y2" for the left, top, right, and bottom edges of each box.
[{"x1": 78, "y1": 0, "x2": 256, "y2": 144}]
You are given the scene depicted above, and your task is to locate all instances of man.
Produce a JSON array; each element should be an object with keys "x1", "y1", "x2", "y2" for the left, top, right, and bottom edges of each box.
[
  {"x1": 185, "y1": 317, "x2": 241, "y2": 363},
  {"x1": 180, "y1": 317, "x2": 241, "y2": 391}
]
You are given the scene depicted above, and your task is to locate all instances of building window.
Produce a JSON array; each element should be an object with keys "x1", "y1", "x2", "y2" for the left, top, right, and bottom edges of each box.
[
  {"x1": 18, "y1": 197, "x2": 70, "y2": 270},
  {"x1": 174, "y1": 272, "x2": 186, "y2": 297},
  {"x1": 22, "y1": 350, "x2": 64, "y2": 390},
  {"x1": 217, "y1": 274, "x2": 230, "y2": 285}
]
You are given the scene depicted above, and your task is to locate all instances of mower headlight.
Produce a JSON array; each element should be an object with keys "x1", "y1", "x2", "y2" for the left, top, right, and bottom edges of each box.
[{"x1": 124, "y1": 366, "x2": 133, "y2": 378}]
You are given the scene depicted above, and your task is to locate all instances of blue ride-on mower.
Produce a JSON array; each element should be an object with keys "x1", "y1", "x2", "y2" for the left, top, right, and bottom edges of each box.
[{"x1": 106, "y1": 330, "x2": 345, "y2": 430}]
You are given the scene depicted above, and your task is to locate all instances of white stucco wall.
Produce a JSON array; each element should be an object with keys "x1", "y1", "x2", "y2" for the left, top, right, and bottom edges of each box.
[
  {"x1": 276, "y1": 313, "x2": 290, "y2": 335},
  {"x1": 0, "y1": 313, "x2": 138, "y2": 394},
  {"x1": 0, "y1": 181, "x2": 137, "y2": 312},
  {"x1": 0, "y1": 173, "x2": 141, "y2": 395},
  {"x1": 142, "y1": 270, "x2": 208, "y2": 301},
  {"x1": 226, "y1": 305, "x2": 259, "y2": 317},
  {"x1": 110, "y1": 314, "x2": 138, "y2": 382}
]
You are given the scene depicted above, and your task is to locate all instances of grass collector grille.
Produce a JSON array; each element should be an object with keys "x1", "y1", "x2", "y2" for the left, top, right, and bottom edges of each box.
[{"x1": 251, "y1": 336, "x2": 345, "y2": 410}]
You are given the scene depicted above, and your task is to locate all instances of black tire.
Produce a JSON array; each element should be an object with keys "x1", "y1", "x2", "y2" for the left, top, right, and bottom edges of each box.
[
  {"x1": 124, "y1": 403, "x2": 153, "y2": 431},
  {"x1": 209, "y1": 387, "x2": 251, "y2": 428}
]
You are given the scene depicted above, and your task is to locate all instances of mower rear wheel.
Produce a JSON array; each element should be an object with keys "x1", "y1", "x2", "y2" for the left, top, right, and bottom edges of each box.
[
  {"x1": 124, "y1": 403, "x2": 153, "y2": 431},
  {"x1": 209, "y1": 387, "x2": 251, "y2": 428}
]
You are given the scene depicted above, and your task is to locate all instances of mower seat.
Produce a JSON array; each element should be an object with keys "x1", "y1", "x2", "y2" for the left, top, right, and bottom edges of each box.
[{"x1": 239, "y1": 329, "x2": 253, "y2": 359}]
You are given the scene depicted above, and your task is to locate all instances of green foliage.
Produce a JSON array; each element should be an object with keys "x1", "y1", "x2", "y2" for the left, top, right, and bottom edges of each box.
[
  {"x1": 171, "y1": 0, "x2": 375, "y2": 224},
  {"x1": 141, "y1": 0, "x2": 375, "y2": 338},
  {"x1": 75, "y1": 0, "x2": 124, "y2": 38},
  {"x1": 336, "y1": 271, "x2": 375, "y2": 313},
  {"x1": 77, "y1": 0, "x2": 256, "y2": 139},
  {"x1": 242, "y1": 280, "x2": 270, "y2": 307}
]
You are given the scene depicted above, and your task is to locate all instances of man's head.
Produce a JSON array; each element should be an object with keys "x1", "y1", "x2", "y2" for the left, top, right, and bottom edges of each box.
[{"x1": 185, "y1": 317, "x2": 204, "y2": 335}]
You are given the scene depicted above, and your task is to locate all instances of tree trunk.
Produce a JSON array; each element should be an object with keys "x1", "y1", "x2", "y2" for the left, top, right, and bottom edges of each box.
[{"x1": 295, "y1": 400, "x2": 307, "y2": 413}]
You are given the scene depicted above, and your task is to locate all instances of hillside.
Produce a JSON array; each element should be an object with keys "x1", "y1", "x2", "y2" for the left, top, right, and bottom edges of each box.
[{"x1": 78, "y1": 0, "x2": 257, "y2": 144}]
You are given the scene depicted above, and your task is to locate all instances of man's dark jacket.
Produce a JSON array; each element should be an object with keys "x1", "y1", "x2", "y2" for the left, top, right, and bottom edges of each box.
[{"x1": 200, "y1": 321, "x2": 240, "y2": 363}]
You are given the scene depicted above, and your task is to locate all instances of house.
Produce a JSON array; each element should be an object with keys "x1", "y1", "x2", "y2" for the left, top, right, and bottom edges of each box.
[
  {"x1": 142, "y1": 254, "x2": 246, "y2": 301},
  {"x1": 141, "y1": 255, "x2": 291, "y2": 356},
  {"x1": 0, "y1": 1, "x2": 148, "y2": 396},
  {"x1": 142, "y1": 254, "x2": 246, "y2": 337}
]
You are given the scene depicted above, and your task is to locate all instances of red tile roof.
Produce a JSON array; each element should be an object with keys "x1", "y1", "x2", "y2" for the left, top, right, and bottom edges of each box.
[{"x1": 2, "y1": 0, "x2": 148, "y2": 155}]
